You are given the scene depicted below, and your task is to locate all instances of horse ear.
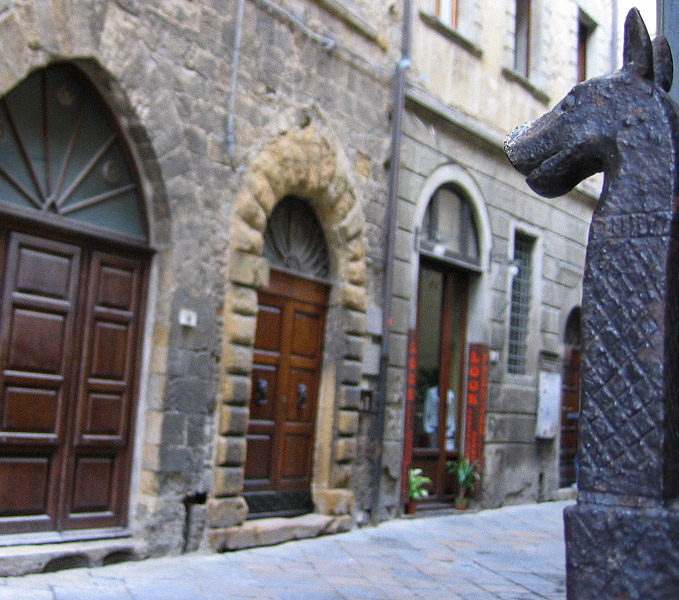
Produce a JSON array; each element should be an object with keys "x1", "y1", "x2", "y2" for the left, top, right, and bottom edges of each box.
[
  {"x1": 653, "y1": 36, "x2": 674, "y2": 92},
  {"x1": 622, "y1": 8, "x2": 654, "y2": 81}
]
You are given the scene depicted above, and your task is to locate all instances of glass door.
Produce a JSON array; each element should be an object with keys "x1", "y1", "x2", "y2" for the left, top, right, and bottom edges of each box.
[{"x1": 411, "y1": 260, "x2": 468, "y2": 501}]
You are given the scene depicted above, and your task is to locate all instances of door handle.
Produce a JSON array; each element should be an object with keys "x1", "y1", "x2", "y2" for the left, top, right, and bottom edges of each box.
[
  {"x1": 297, "y1": 383, "x2": 307, "y2": 411},
  {"x1": 256, "y1": 378, "x2": 268, "y2": 406}
]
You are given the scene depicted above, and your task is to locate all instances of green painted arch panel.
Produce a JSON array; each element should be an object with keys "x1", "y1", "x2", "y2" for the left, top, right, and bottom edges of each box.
[{"x1": 0, "y1": 65, "x2": 148, "y2": 241}]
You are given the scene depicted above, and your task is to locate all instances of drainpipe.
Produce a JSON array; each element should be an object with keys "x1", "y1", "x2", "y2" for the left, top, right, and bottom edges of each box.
[
  {"x1": 611, "y1": 0, "x2": 618, "y2": 72},
  {"x1": 370, "y1": 0, "x2": 412, "y2": 525},
  {"x1": 227, "y1": 0, "x2": 246, "y2": 169}
]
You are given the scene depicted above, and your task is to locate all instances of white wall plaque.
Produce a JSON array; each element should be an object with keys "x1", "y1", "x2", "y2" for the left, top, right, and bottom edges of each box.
[{"x1": 536, "y1": 370, "x2": 562, "y2": 439}]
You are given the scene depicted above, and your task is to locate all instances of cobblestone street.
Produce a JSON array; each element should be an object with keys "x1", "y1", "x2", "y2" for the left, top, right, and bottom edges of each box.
[{"x1": 0, "y1": 500, "x2": 571, "y2": 600}]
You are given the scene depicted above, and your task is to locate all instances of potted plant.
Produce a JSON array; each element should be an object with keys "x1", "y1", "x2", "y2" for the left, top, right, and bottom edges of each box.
[
  {"x1": 406, "y1": 467, "x2": 432, "y2": 514},
  {"x1": 446, "y1": 457, "x2": 480, "y2": 510}
]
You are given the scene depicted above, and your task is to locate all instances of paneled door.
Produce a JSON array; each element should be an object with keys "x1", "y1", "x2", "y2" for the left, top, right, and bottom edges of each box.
[
  {"x1": 244, "y1": 270, "x2": 328, "y2": 517},
  {"x1": 0, "y1": 230, "x2": 147, "y2": 535}
]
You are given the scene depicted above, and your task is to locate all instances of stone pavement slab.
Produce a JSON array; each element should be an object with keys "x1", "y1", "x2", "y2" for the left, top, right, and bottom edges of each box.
[{"x1": 0, "y1": 500, "x2": 572, "y2": 599}]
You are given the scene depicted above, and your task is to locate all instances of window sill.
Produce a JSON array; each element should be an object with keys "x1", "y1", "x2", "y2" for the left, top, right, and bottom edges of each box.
[
  {"x1": 312, "y1": 0, "x2": 381, "y2": 45},
  {"x1": 419, "y1": 11, "x2": 483, "y2": 58},
  {"x1": 502, "y1": 67, "x2": 550, "y2": 104}
]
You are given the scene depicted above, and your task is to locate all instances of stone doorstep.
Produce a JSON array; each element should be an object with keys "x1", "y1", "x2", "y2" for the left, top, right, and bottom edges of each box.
[
  {"x1": 551, "y1": 487, "x2": 578, "y2": 502},
  {"x1": 0, "y1": 537, "x2": 147, "y2": 577},
  {"x1": 210, "y1": 513, "x2": 353, "y2": 551}
]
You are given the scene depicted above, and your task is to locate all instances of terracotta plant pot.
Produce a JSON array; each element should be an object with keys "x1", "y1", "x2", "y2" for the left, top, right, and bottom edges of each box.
[{"x1": 454, "y1": 495, "x2": 468, "y2": 510}]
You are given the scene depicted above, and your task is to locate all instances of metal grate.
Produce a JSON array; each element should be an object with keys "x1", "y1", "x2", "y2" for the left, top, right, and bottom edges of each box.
[
  {"x1": 243, "y1": 490, "x2": 313, "y2": 519},
  {"x1": 508, "y1": 233, "x2": 534, "y2": 374}
]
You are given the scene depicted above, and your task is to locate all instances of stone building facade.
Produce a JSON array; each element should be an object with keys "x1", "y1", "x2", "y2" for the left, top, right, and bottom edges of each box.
[
  {"x1": 0, "y1": 0, "x2": 406, "y2": 573},
  {"x1": 397, "y1": 0, "x2": 613, "y2": 509},
  {"x1": 0, "y1": 0, "x2": 623, "y2": 575}
]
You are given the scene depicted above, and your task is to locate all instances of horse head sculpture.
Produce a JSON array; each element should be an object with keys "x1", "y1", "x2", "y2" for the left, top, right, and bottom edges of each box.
[
  {"x1": 505, "y1": 7, "x2": 679, "y2": 502},
  {"x1": 505, "y1": 8, "x2": 677, "y2": 203},
  {"x1": 506, "y1": 9, "x2": 679, "y2": 597}
]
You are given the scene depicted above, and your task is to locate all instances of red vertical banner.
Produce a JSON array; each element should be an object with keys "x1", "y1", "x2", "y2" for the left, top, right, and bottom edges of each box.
[
  {"x1": 465, "y1": 344, "x2": 488, "y2": 481},
  {"x1": 401, "y1": 330, "x2": 418, "y2": 502}
]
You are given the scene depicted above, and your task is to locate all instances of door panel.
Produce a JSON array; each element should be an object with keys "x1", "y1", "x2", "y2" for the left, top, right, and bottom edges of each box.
[
  {"x1": 0, "y1": 233, "x2": 80, "y2": 533},
  {"x1": 71, "y1": 456, "x2": 114, "y2": 513},
  {"x1": 0, "y1": 456, "x2": 50, "y2": 516},
  {"x1": 244, "y1": 270, "x2": 328, "y2": 516},
  {"x1": 63, "y1": 251, "x2": 144, "y2": 529}
]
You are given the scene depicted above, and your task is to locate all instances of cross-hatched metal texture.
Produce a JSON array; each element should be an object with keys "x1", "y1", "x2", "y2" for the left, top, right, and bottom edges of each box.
[
  {"x1": 507, "y1": 233, "x2": 533, "y2": 374},
  {"x1": 578, "y1": 210, "x2": 676, "y2": 500}
]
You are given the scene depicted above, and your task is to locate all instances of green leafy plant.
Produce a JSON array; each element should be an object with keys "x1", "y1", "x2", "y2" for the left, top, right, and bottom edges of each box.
[
  {"x1": 446, "y1": 457, "x2": 480, "y2": 509},
  {"x1": 408, "y1": 467, "x2": 432, "y2": 501}
]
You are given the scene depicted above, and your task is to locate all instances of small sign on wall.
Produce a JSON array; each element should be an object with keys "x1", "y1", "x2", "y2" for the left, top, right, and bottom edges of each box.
[
  {"x1": 536, "y1": 370, "x2": 562, "y2": 439},
  {"x1": 401, "y1": 330, "x2": 419, "y2": 502}
]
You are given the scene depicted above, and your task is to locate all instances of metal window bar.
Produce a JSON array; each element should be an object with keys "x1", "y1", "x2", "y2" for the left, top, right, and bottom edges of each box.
[{"x1": 508, "y1": 233, "x2": 533, "y2": 374}]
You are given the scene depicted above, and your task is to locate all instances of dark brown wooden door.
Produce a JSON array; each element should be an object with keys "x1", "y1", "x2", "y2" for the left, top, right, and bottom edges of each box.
[
  {"x1": 0, "y1": 230, "x2": 147, "y2": 534},
  {"x1": 559, "y1": 347, "x2": 581, "y2": 487},
  {"x1": 244, "y1": 270, "x2": 328, "y2": 516}
]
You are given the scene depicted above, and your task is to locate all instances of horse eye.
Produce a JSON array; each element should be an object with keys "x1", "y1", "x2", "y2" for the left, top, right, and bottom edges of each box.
[{"x1": 561, "y1": 94, "x2": 575, "y2": 111}]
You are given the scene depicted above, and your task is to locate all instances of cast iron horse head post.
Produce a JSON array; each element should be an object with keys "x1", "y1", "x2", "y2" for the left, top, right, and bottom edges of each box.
[{"x1": 506, "y1": 8, "x2": 679, "y2": 599}]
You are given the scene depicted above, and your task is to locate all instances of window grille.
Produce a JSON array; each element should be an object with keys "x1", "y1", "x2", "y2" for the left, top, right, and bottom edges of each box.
[{"x1": 508, "y1": 233, "x2": 534, "y2": 374}]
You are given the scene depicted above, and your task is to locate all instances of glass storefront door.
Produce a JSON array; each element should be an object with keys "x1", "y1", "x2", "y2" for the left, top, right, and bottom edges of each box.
[{"x1": 411, "y1": 260, "x2": 468, "y2": 501}]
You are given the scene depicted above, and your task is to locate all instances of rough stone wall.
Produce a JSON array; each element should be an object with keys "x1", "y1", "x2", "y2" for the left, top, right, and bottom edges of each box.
[{"x1": 0, "y1": 0, "x2": 401, "y2": 555}]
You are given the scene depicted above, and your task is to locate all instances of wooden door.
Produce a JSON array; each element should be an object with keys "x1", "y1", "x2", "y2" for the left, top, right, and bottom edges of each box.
[
  {"x1": 559, "y1": 347, "x2": 581, "y2": 487},
  {"x1": 244, "y1": 270, "x2": 328, "y2": 517},
  {"x1": 0, "y1": 230, "x2": 147, "y2": 534},
  {"x1": 411, "y1": 262, "x2": 468, "y2": 501}
]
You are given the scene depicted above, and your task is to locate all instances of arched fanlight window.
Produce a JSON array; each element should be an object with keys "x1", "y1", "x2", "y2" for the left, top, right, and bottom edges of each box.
[
  {"x1": 0, "y1": 64, "x2": 147, "y2": 241},
  {"x1": 263, "y1": 196, "x2": 330, "y2": 279},
  {"x1": 420, "y1": 185, "x2": 480, "y2": 269}
]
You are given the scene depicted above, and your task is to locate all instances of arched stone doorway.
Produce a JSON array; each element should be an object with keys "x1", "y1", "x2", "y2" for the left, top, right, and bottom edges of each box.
[
  {"x1": 409, "y1": 183, "x2": 482, "y2": 501},
  {"x1": 0, "y1": 64, "x2": 152, "y2": 535},
  {"x1": 210, "y1": 116, "x2": 368, "y2": 539},
  {"x1": 244, "y1": 196, "x2": 332, "y2": 516}
]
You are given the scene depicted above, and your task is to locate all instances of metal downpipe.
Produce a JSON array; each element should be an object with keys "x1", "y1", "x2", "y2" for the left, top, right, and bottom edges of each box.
[{"x1": 370, "y1": 0, "x2": 412, "y2": 525}]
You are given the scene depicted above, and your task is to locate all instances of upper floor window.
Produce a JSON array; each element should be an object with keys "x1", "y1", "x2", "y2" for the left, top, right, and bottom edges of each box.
[
  {"x1": 577, "y1": 12, "x2": 596, "y2": 82},
  {"x1": 514, "y1": 0, "x2": 532, "y2": 78},
  {"x1": 436, "y1": 0, "x2": 459, "y2": 28}
]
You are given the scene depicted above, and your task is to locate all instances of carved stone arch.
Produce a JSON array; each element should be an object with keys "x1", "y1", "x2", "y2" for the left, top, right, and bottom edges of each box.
[{"x1": 212, "y1": 114, "x2": 367, "y2": 537}]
